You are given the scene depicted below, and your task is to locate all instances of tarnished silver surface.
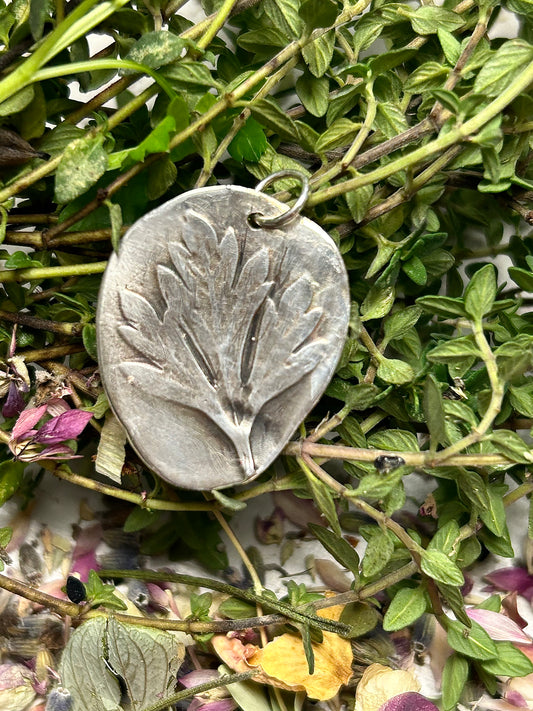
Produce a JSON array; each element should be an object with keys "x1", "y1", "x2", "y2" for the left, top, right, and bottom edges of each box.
[{"x1": 97, "y1": 185, "x2": 350, "y2": 490}]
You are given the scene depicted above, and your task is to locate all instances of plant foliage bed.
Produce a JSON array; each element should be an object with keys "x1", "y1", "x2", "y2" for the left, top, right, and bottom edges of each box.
[{"x1": 1, "y1": 0, "x2": 533, "y2": 709}]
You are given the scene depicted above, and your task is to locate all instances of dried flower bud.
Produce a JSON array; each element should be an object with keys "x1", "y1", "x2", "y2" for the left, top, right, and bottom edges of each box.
[
  {"x1": 0, "y1": 663, "x2": 36, "y2": 711},
  {"x1": 0, "y1": 128, "x2": 48, "y2": 168},
  {"x1": 45, "y1": 687, "x2": 72, "y2": 711}
]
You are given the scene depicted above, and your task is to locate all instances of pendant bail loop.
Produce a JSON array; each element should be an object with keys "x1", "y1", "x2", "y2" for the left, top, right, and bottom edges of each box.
[{"x1": 252, "y1": 170, "x2": 309, "y2": 229}]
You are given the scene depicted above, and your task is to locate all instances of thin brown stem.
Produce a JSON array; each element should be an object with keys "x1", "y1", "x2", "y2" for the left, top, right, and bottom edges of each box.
[
  {"x1": 0, "y1": 310, "x2": 83, "y2": 336},
  {"x1": 45, "y1": 463, "x2": 217, "y2": 512}
]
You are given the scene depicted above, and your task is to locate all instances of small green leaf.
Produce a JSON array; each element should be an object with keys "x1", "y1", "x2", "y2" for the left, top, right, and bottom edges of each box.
[
  {"x1": 424, "y1": 374, "x2": 447, "y2": 449},
  {"x1": 85, "y1": 569, "x2": 128, "y2": 610},
  {"x1": 0, "y1": 526, "x2": 13, "y2": 549},
  {"x1": 417, "y1": 295, "x2": 466, "y2": 318},
  {"x1": 426, "y1": 337, "x2": 480, "y2": 363},
  {"x1": 228, "y1": 117, "x2": 267, "y2": 162},
  {"x1": 123, "y1": 507, "x2": 159, "y2": 533},
  {"x1": 4, "y1": 251, "x2": 42, "y2": 269},
  {"x1": 0, "y1": 460, "x2": 26, "y2": 506},
  {"x1": 316, "y1": 118, "x2": 362, "y2": 153},
  {"x1": 383, "y1": 306, "x2": 422, "y2": 343},
  {"x1": 447, "y1": 620, "x2": 498, "y2": 660},
  {"x1": 481, "y1": 641, "x2": 533, "y2": 677},
  {"x1": 360, "y1": 284, "x2": 395, "y2": 320},
  {"x1": 305, "y1": 472, "x2": 341, "y2": 536},
  {"x1": 299, "y1": 0, "x2": 338, "y2": 30},
  {"x1": 368, "y1": 429, "x2": 419, "y2": 452},
  {"x1": 474, "y1": 39, "x2": 533, "y2": 97},
  {"x1": 479, "y1": 484, "x2": 507, "y2": 537},
  {"x1": 126, "y1": 30, "x2": 186, "y2": 69},
  {"x1": 383, "y1": 586, "x2": 427, "y2": 631},
  {"x1": 421, "y1": 549, "x2": 464, "y2": 586},
  {"x1": 428, "y1": 520, "x2": 460, "y2": 557},
  {"x1": 374, "y1": 102, "x2": 408, "y2": 139},
  {"x1": 408, "y1": 6, "x2": 464, "y2": 34},
  {"x1": 346, "y1": 184, "x2": 373, "y2": 223},
  {"x1": 309, "y1": 524, "x2": 360, "y2": 579},
  {"x1": 82, "y1": 324, "x2": 98, "y2": 361},
  {"x1": 302, "y1": 29, "x2": 335, "y2": 77},
  {"x1": 438, "y1": 28, "x2": 461, "y2": 65},
  {"x1": 362, "y1": 528, "x2": 394, "y2": 577},
  {"x1": 298, "y1": 623, "x2": 315, "y2": 674},
  {"x1": 55, "y1": 134, "x2": 108, "y2": 204},
  {"x1": 376, "y1": 358, "x2": 414, "y2": 385},
  {"x1": 0, "y1": 86, "x2": 34, "y2": 116},
  {"x1": 509, "y1": 382, "x2": 533, "y2": 417},
  {"x1": 442, "y1": 654, "x2": 469, "y2": 710},
  {"x1": 30, "y1": 0, "x2": 47, "y2": 40},
  {"x1": 210, "y1": 489, "x2": 247, "y2": 512},
  {"x1": 403, "y1": 62, "x2": 449, "y2": 92},
  {"x1": 295, "y1": 74, "x2": 329, "y2": 117},
  {"x1": 509, "y1": 266, "x2": 533, "y2": 292}
]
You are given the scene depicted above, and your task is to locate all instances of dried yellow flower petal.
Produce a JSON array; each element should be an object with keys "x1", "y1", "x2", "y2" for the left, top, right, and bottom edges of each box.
[
  {"x1": 212, "y1": 604, "x2": 353, "y2": 701},
  {"x1": 354, "y1": 663, "x2": 420, "y2": 711}
]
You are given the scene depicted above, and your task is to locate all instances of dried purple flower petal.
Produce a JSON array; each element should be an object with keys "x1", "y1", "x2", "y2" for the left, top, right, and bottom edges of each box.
[
  {"x1": 2, "y1": 382, "x2": 25, "y2": 418},
  {"x1": 378, "y1": 692, "x2": 439, "y2": 711},
  {"x1": 484, "y1": 568, "x2": 533, "y2": 603},
  {"x1": 11, "y1": 405, "x2": 48, "y2": 442},
  {"x1": 33, "y1": 410, "x2": 93, "y2": 445}
]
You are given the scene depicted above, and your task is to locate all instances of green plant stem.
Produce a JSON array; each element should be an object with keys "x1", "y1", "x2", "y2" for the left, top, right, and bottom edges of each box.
[
  {"x1": 4, "y1": 227, "x2": 124, "y2": 248},
  {"x1": 0, "y1": 261, "x2": 107, "y2": 284},
  {"x1": 430, "y1": 319, "x2": 504, "y2": 463},
  {"x1": 502, "y1": 480, "x2": 533, "y2": 507},
  {"x1": 213, "y1": 509, "x2": 263, "y2": 595},
  {"x1": 307, "y1": 403, "x2": 352, "y2": 443},
  {"x1": 97, "y1": 568, "x2": 352, "y2": 637},
  {"x1": 141, "y1": 672, "x2": 257, "y2": 711},
  {"x1": 312, "y1": 84, "x2": 378, "y2": 187},
  {"x1": 298, "y1": 454, "x2": 424, "y2": 563},
  {"x1": 0, "y1": 0, "x2": 130, "y2": 106},
  {"x1": 0, "y1": 310, "x2": 83, "y2": 336},
  {"x1": 44, "y1": 463, "x2": 217, "y2": 511},
  {"x1": 65, "y1": 76, "x2": 137, "y2": 124},
  {"x1": 32, "y1": 59, "x2": 176, "y2": 99},
  {"x1": 313, "y1": 562, "x2": 420, "y2": 611},
  {"x1": 283, "y1": 440, "x2": 513, "y2": 468},
  {"x1": 196, "y1": 0, "x2": 240, "y2": 49},
  {"x1": 0, "y1": 570, "x2": 287, "y2": 633},
  {"x1": 195, "y1": 54, "x2": 299, "y2": 188},
  {"x1": 308, "y1": 59, "x2": 533, "y2": 205},
  {"x1": 19, "y1": 344, "x2": 85, "y2": 362},
  {"x1": 0, "y1": 571, "x2": 80, "y2": 615},
  {"x1": 360, "y1": 144, "x2": 464, "y2": 225},
  {"x1": 0, "y1": 84, "x2": 156, "y2": 207}
]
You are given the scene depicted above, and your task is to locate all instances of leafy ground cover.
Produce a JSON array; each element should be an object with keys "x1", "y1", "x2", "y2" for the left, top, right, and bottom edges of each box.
[{"x1": 1, "y1": 0, "x2": 533, "y2": 709}]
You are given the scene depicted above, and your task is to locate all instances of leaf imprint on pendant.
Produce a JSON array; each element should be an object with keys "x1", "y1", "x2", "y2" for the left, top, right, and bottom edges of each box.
[{"x1": 97, "y1": 185, "x2": 350, "y2": 490}]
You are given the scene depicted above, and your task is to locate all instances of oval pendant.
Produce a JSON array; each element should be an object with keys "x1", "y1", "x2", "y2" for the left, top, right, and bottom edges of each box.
[{"x1": 97, "y1": 183, "x2": 350, "y2": 490}]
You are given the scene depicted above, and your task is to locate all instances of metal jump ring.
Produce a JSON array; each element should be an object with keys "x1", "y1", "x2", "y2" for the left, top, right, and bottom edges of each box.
[{"x1": 252, "y1": 170, "x2": 309, "y2": 229}]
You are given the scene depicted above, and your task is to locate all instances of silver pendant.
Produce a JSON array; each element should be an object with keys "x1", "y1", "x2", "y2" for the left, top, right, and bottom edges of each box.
[{"x1": 97, "y1": 172, "x2": 350, "y2": 490}]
